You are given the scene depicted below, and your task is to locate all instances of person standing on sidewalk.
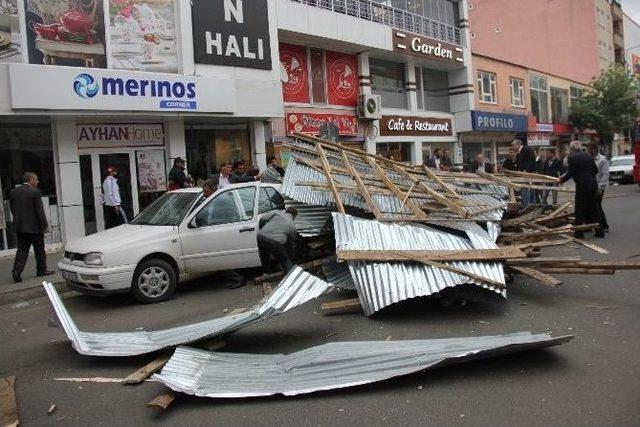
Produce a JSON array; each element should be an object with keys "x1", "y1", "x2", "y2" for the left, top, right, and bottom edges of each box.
[
  {"x1": 257, "y1": 207, "x2": 298, "y2": 274},
  {"x1": 10, "y1": 172, "x2": 54, "y2": 283},
  {"x1": 588, "y1": 143, "x2": 610, "y2": 233},
  {"x1": 512, "y1": 139, "x2": 537, "y2": 207},
  {"x1": 541, "y1": 149, "x2": 563, "y2": 207},
  {"x1": 560, "y1": 140, "x2": 602, "y2": 238},
  {"x1": 102, "y1": 166, "x2": 126, "y2": 229}
]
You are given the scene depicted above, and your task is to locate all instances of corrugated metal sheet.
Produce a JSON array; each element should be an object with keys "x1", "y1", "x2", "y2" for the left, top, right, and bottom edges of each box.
[
  {"x1": 285, "y1": 200, "x2": 334, "y2": 237},
  {"x1": 322, "y1": 260, "x2": 356, "y2": 291},
  {"x1": 43, "y1": 267, "x2": 334, "y2": 357},
  {"x1": 154, "y1": 332, "x2": 573, "y2": 398},
  {"x1": 333, "y1": 213, "x2": 506, "y2": 316}
]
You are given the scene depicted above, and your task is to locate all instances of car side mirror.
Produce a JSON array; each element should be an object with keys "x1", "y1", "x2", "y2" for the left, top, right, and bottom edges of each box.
[{"x1": 188, "y1": 218, "x2": 197, "y2": 229}]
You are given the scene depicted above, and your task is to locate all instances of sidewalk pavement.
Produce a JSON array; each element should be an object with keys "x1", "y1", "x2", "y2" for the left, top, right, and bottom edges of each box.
[{"x1": 0, "y1": 249, "x2": 69, "y2": 306}]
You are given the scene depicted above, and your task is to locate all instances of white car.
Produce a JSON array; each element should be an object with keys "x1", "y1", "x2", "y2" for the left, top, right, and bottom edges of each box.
[
  {"x1": 58, "y1": 182, "x2": 287, "y2": 303},
  {"x1": 609, "y1": 155, "x2": 635, "y2": 184}
]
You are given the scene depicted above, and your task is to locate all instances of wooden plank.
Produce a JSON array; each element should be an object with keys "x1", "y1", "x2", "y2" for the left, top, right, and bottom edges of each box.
[
  {"x1": 315, "y1": 143, "x2": 345, "y2": 214},
  {"x1": 539, "y1": 268, "x2": 615, "y2": 275},
  {"x1": 503, "y1": 169, "x2": 561, "y2": 183},
  {"x1": 512, "y1": 238, "x2": 574, "y2": 250},
  {"x1": 570, "y1": 261, "x2": 640, "y2": 270},
  {"x1": 321, "y1": 298, "x2": 363, "y2": 315},
  {"x1": 366, "y1": 157, "x2": 428, "y2": 219},
  {"x1": 123, "y1": 354, "x2": 171, "y2": 385},
  {"x1": 0, "y1": 376, "x2": 18, "y2": 427},
  {"x1": 500, "y1": 207, "x2": 545, "y2": 227},
  {"x1": 340, "y1": 151, "x2": 383, "y2": 219},
  {"x1": 533, "y1": 202, "x2": 573, "y2": 222},
  {"x1": 509, "y1": 266, "x2": 563, "y2": 287},
  {"x1": 146, "y1": 391, "x2": 175, "y2": 410},
  {"x1": 421, "y1": 165, "x2": 461, "y2": 198},
  {"x1": 507, "y1": 257, "x2": 583, "y2": 265},
  {"x1": 573, "y1": 238, "x2": 609, "y2": 254},
  {"x1": 338, "y1": 247, "x2": 528, "y2": 263}
]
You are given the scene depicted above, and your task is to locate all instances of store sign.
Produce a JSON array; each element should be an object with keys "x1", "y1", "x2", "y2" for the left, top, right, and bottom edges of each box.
[
  {"x1": 77, "y1": 124, "x2": 164, "y2": 148},
  {"x1": 536, "y1": 123, "x2": 554, "y2": 133},
  {"x1": 280, "y1": 43, "x2": 310, "y2": 103},
  {"x1": 286, "y1": 112, "x2": 358, "y2": 136},
  {"x1": 9, "y1": 64, "x2": 235, "y2": 112},
  {"x1": 471, "y1": 111, "x2": 528, "y2": 132},
  {"x1": 192, "y1": 0, "x2": 272, "y2": 70},
  {"x1": 392, "y1": 30, "x2": 462, "y2": 65},
  {"x1": 380, "y1": 115, "x2": 453, "y2": 137},
  {"x1": 528, "y1": 133, "x2": 551, "y2": 147},
  {"x1": 553, "y1": 124, "x2": 574, "y2": 134},
  {"x1": 326, "y1": 51, "x2": 359, "y2": 107}
]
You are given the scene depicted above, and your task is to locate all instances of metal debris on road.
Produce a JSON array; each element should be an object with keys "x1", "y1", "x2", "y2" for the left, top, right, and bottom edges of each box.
[
  {"x1": 153, "y1": 332, "x2": 573, "y2": 399},
  {"x1": 43, "y1": 267, "x2": 334, "y2": 357}
]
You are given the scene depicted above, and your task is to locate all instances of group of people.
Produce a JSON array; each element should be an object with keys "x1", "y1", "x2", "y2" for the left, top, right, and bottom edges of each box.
[{"x1": 426, "y1": 148, "x2": 454, "y2": 171}]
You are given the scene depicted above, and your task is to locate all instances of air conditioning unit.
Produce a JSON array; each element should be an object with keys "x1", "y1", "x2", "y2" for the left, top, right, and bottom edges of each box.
[{"x1": 358, "y1": 94, "x2": 382, "y2": 120}]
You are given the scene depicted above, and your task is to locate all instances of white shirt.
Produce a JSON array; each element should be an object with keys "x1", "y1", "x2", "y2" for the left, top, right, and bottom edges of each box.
[
  {"x1": 102, "y1": 176, "x2": 121, "y2": 206},
  {"x1": 477, "y1": 162, "x2": 486, "y2": 173},
  {"x1": 434, "y1": 157, "x2": 441, "y2": 170},
  {"x1": 593, "y1": 153, "x2": 610, "y2": 189},
  {"x1": 218, "y1": 174, "x2": 230, "y2": 189}
]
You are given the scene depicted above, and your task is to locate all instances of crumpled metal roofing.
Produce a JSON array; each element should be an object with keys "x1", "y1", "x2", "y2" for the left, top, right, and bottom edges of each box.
[
  {"x1": 154, "y1": 332, "x2": 573, "y2": 398},
  {"x1": 333, "y1": 213, "x2": 506, "y2": 316},
  {"x1": 43, "y1": 267, "x2": 334, "y2": 357},
  {"x1": 286, "y1": 199, "x2": 334, "y2": 237}
]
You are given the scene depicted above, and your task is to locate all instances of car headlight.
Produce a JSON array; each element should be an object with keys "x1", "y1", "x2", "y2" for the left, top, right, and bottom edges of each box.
[{"x1": 83, "y1": 252, "x2": 104, "y2": 266}]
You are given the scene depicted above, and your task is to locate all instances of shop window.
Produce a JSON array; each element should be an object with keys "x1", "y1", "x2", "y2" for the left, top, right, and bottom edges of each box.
[
  {"x1": 530, "y1": 75, "x2": 550, "y2": 123},
  {"x1": 416, "y1": 67, "x2": 450, "y2": 112},
  {"x1": 371, "y1": 58, "x2": 407, "y2": 109},
  {"x1": 509, "y1": 77, "x2": 525, "y2": 108},
  {"x1": 376, "y1": 142, "x2": 411, "y2": 162},
  {"x1": 477, "y1": 71, "x2": 497, "y2": 104},
  {"x1": 0, "y1": 124, "x2": 58, "y2": 250},
  {"x1": 570, "y1": 86, "x2": 584, "y2": 106},
  {"x1": 551, "y1": 87, "x2": 569, "y2": 124}
]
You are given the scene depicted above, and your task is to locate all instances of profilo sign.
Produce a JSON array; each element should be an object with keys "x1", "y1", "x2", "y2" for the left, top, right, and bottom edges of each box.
[
  {"x1": 380, "y1": 115, "x2": 453, "y2": 137},
  {"x1": 393, "y1": 30, "x2": 463, "y2": 65},
  {"x1": 192, "y1": 0, "x2": 272, "y2": 70}
]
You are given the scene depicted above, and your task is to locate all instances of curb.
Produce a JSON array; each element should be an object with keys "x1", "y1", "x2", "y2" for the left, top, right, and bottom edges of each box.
[{"x1": 0, "y1": 281, "x2": 73, "y2": 306}]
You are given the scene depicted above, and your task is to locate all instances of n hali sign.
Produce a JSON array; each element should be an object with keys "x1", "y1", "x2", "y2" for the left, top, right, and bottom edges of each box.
[
  {"x1": 8, "y1": 64, "x2": 235, "y2": 112},
  {"x1": 380, "y1": 115, "x2": 453, "y2": 137},
  {"x1": 393, "y1": 31, "x2": 463, "y2": 65},
  {"x1": 192, "y1": 0, "x2": 272, "y2": 70},
  {"x1": 286, "y1": 112, "x2": 358, "y2": 136}
]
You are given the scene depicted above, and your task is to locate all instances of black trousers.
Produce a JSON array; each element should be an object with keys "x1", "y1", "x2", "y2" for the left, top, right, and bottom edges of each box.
[
  {"x1": 596, "y1": 190, "x2": 609, "y2": 230},
  {"x1": 574, "y1": 188, "x2": 598, "y2": 227},
  {"x1": 257, "y1": 235, "x2": 294, "y2": 273},
  {"x1": 104, "y1": 205, "x2": 125, "y2": 229},
  {"x1": 12, "y1": 233, "x2": 47, "y2": 276}
]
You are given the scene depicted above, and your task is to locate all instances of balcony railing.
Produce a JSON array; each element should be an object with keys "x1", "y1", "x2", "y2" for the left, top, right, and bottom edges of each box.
[{"x1": 290, "y1": 0, "x2": 462, "y2": 46}]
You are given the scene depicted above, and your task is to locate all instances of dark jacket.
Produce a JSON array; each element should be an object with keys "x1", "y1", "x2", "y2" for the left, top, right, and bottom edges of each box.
[
  {"x1": 168, "y1": 167, "x2": 188, "y2": 190},
  {"x1": 10, "y1": 184, "x2": 49, "y2": 235},
  {"x1": 502, "y1": 157, "x2": 517, "y2": 171},
  {"x1": 467, "y1": 161, "x2": 494, "y2": 174},
  {"x1": 560, "y1": 150, "x2": 598, "y2": 192},
  {"x1": 542, "y1": 159, "x2": 563, "y2": 177},
  {"x1": 515, "y1": 145, "x2": 537, "y2": 172}
]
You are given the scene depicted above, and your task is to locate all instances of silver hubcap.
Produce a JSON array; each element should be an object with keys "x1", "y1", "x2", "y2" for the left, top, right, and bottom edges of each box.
[{"x1": 138, "y1": 266, "x2": 170, "y2": 298}]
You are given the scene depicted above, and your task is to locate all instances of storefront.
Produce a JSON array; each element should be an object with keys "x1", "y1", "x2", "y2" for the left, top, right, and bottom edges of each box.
[{"x1": 460, "y1": 110, "x2": 528, "y2": 170}]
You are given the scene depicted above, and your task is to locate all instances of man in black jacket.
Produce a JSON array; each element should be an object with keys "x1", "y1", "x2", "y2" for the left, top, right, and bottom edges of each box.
[
  {"x1": 512, "y1": 139, "x2": 537, "y2": 206},
  {"x1": 10, "y1": 172, "x2": 54, "y2": 282},
  {"x1": 541, "y1": 150, "x2": 563, "y2": 207},
  {"x1": 467, "y1": 153, "x2": 494, "y2": 173},
  {"x1": 560, "y1": 141, "x2": 602, "y2": 238}
]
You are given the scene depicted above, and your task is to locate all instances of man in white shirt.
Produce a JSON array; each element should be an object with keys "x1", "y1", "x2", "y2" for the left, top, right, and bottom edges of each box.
[
  {"x1": 588, "y1": 143, "x2": 610, "y2": 233},
  {"x1": 102, "y1": 166, "x2": 126, "y2": 229}
]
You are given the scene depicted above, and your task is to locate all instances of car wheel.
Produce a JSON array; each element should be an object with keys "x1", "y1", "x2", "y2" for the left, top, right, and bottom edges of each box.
[{"x1": 131, "y1": 259, "x2": 177, "y2": 304}]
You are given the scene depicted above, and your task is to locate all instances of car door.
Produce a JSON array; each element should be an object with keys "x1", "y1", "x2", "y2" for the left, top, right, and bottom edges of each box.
[{"x1": 179, "y1": 186, "x2": 259, "y2": 274}]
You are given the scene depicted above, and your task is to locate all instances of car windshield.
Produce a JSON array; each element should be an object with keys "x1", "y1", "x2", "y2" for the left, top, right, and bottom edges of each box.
[
  {"x1": 131, "y1": 192, "x2": 199, "y2": 226},
  {"x1": 611, "y1": 158, "x2": 634, "y2": 167}
]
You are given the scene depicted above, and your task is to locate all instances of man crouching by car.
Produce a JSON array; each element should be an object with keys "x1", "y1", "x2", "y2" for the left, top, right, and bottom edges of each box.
[{"x1": 257, "y1": 207, "x2": 298, "y2": 274}]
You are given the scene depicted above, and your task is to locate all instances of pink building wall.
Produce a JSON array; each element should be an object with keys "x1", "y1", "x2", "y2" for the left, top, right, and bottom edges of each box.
[
  {"x1": 469, "y1": 0, "x2": 599, "y2": 85},
  {"x1": 473, "y1": 54, "x2": 530, "y2": 115}
]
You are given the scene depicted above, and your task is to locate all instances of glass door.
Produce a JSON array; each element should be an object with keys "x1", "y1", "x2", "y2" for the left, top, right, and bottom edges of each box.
[
  {"x1": 79, "y1": 155, "x2": 97, "y2": 235},
  {"x1": 98, "y1": 153, "x2": 135, "y2": 226}
]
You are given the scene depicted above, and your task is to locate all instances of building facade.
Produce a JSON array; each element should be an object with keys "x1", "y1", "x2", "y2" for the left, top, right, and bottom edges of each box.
[{"x1": 0, "y1": 0, "x2": 475, "y2": 254}]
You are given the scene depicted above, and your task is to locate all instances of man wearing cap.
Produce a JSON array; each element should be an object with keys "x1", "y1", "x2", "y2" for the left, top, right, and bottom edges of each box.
[
  {"x1": 102, "y1": 166, "x2": 125, "y2": 229},
  {"x1": 168, "y1": 158, "x2": 191, "y2": 191}
]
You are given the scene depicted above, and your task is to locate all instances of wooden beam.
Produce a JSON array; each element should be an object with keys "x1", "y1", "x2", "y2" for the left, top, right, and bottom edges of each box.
[
  {"x1": 314, "y1": 143, "x2": 346, "y2": 213},
  {"x1": 507, "y1": 257, "x2": 583, "y2": 265},
  {"x1": 509, "y1": 266, "x2": 563, "y2": 287},
  {"x1": 573, "y1": 238, "x2": 609, "y2": 254},
  {"x1": 539, "y1": 268, "x2": 616, "y2": 275},
  {"x1": 503, "y1": 169, "x2": 561, "y2": 183},
  {"x1": 340, "y1": 151, "x2": 383, "y2": 219},
  {"x1": 123, "y1": 354, "x2": 171, "y2": 385},
  {"x1": 338, "y1": 247, "x2": 528, "y2": 263},
  {"x1": 0, "y1": 376, "x2": 18, "y2": 427},
  {"x1": 146, "y1": 391, "x2": 175, "y2": 410},
  {"x1": 321, "y1": 298, "x2": 363, "y2": 315},
  {"x1": 365, "y1": 157, "x2": 428, "y2": 219},
  {"x1": 421, "y1": 165, "x2": 461, "y2": 198}
]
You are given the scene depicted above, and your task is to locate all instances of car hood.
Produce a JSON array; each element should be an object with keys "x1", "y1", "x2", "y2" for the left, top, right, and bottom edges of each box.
[{"x1": 65, "y1": 224, "x2": 175, "y2": 254}]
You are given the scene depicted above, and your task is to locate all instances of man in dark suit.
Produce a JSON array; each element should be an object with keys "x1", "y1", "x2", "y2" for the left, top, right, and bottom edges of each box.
[
  {"x1": 560, "y1": 141, "x2": 602, "y2": 238},
  {"x1": 512, "y1": 139, "x2": 537, "y2": 206},
  {"x1": 10, "y1": 172, "x2": 54, "y2": 282},
  {"x1": 467, "y1": 153, "x2": 494, "y2": 173},
  {"x1": 541, "y1": 149, "x2": 563, "y2": 206}
]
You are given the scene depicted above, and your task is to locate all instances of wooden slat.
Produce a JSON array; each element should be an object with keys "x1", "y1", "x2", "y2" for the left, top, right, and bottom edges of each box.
[
  {"x1": 0, "y1": 376, "x2": 18, "y2": 427},
  {"x1": 539, "y1": 268, "x2": 615, "y2": 275},
  {"x1": 421, "y1": 165, "x2": 461, "y2": 198},
  {"x1": 338, "y1": 247, "x2": 528, "y2": 263},
  {"x1": 123, "y1": 354, "x2": 171, "y2": 385},
  {"x1": 146, "y1": 391, "x2": 175, "y2": 410},
  {"x1": 315, "y1": 143, "x2": 345, "y2": 214},
  {"x1": 509, "y1": 266, "x2": 563, "y2": 287},
  {"x1": 507, "y1": 257, "x2": 583, "y2": 265},
  {"x1": 573, "y1": 238, "x2": 609, "y2": 254},
  {"x1": 503, "y1": 169, "x2": 561, "y2": 183},
  {"x1": 321, "y1": 298, "x2": 363, "y2": 315},
  {"x1": 340, "y1": 151, "x2": 383, "y2": 219}
]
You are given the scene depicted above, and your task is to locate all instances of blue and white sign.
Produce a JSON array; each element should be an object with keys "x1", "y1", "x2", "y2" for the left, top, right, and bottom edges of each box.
[
  {"x1": 471, "y1": 111, "x2": 527, "y2": 132},
  {"x1": 9, "y1": 64, "x2": 236, "y2": 113}
]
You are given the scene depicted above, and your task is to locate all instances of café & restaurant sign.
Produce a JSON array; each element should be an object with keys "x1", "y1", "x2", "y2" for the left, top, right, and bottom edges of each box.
[{"x1": 380, "y1": 115, "x2": 453, "y2": 137}]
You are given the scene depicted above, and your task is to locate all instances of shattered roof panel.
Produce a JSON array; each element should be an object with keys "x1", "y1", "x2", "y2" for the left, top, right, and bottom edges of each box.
[
  {"x1": 44, "y1": 267, "x2": 333, "y2": 357},
  {"x1": 154, "y1": 333, "x2": 573, "y2": 398}
]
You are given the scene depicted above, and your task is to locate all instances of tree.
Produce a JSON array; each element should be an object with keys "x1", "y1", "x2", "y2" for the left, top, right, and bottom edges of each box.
[{"x1": 569, "y1": 65, "x2": 639, "y2": 147}]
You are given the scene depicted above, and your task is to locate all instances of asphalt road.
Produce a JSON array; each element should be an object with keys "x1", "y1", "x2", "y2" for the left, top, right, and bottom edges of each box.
[{"x1": 1, "y1": 184, "x2": 639, "y2": 426}]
